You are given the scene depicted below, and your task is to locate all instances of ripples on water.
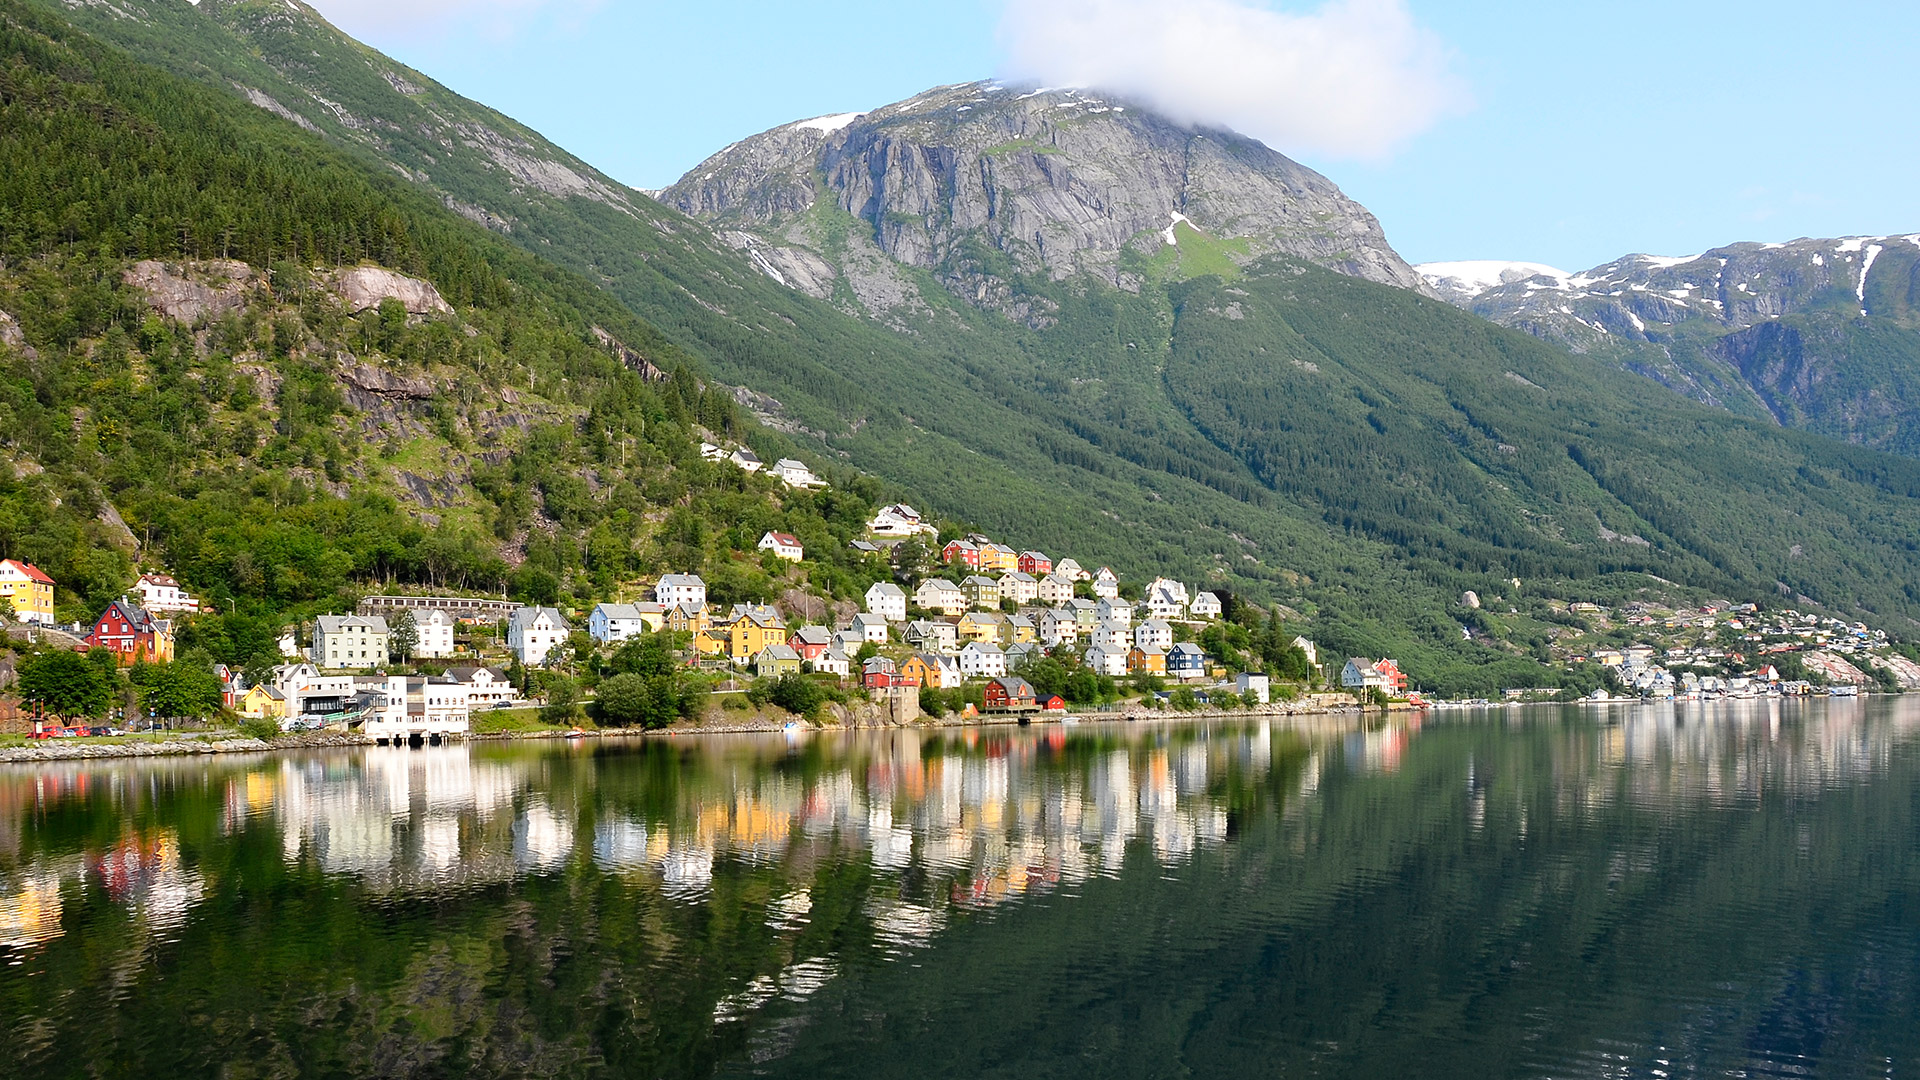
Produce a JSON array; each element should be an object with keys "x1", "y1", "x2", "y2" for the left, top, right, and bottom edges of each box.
[{"x1": 1, "y1": 699, "x2": 1917, "y2": 1078}]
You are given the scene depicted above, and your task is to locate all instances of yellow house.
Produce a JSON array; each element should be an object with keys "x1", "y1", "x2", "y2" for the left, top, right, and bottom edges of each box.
[
  {"x1": 239, "y1": 685, "x2": 288, "y2": 720},
  {"x1": 957, "y1": 611, "x2": 1002, "y2": 644},
  {"x1": 0, "y1": 560, "x2": 55, "y2": 625},
  {"x1": 978, "y1": 544, "x2": 1018, "y2": 573},
  {"x1": 701, "y1": 607, "x2": 789, "y2": 661},
  {"x1": 668, "y1": 603, "x2": 710, "y2": 636},
  {"x1": 1127, "y1": 646, "x2": 1168, "y2": 676}
]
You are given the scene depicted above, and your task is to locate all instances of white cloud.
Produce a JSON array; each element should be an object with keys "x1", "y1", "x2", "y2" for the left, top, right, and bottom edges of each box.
[
  {"x1": 304, "y1": 0, "x2": 594, "y2": 40},
  {"x1": 996, "y1": 0, "x2": 1467, "y2": 159}
]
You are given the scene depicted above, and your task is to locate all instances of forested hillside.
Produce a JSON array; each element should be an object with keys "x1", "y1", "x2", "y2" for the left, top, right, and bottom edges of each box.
[{"x1": 0, "y1": 0, "x2": 888, "y2": 671}]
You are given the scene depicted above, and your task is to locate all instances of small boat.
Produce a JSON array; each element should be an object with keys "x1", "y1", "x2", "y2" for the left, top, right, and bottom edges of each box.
[
  {"x1": 1828, "y1": 685, "x2": 1860, "y2": 697},
  {"x1": 566, "y1": 728, "x2": 588, "y2": 739}
]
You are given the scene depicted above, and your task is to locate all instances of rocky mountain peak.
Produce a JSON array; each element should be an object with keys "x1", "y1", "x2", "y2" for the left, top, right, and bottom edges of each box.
[{"x1": 660, "y1": 81, "x2": 1430, "y2": 321}]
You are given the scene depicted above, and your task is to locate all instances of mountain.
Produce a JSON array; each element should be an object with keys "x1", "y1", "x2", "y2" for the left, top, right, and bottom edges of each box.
[
  {"x1": 27, "y1": 0, "x2": 1920, "y2": 694},
  {"x1": 1418, "y1": 236, "x2": 1920, "y2": 455},
  {"x1": 661, "y1": 81, "x2": 1431, "y2": 326}
]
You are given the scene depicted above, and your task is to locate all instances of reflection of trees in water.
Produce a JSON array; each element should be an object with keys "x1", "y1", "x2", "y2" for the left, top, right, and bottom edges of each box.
[{"x1": 0, "y1": 699, "x2": 1917, "y2": 1077}]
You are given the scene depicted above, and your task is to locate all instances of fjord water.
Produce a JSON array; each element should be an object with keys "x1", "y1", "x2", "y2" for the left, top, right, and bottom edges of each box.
[{"x1": 3, "y1": 703, "x2": 1917, "y2": 1078}]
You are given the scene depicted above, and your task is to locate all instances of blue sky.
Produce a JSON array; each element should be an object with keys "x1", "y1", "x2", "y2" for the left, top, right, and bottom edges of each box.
[{"x1": 307, "y1": 0, "x2": 1918, "y2": 271}]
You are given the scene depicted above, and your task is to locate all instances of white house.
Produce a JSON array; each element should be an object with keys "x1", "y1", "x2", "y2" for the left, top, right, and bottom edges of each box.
[
  {"x1": 914, "y1": 578, "x2": 968, "y2": 617},
  {"x1": 1291, "y1": 636, "x2": 1319, "y2": 666},
  {"x1": 1189, "y1": 592, "x2": 1223, "y2": 620},
  {"x1": 998, "y1": 570, "x2": 1039, "y2": 605},
  {"x1": 772, "y1": 458, "x2": 827, "y2": 489},
  {"x1": 1040, "y1": 609, "x2": 1080, "y2": 647},
  {"x1": 1144, "y1": 586, "x2": 1185, "y2": 622},
  {"x1": 850, "y1": 612, "x2": 891, "y2": 644},
  {"x1": 1092, "y1": 567, "x2": 1120, "y2": 599},
  {"x1": 958, "y1": 641, "x2": 1008, "y2": 678},
  {"x1": 869, "y1": 503, "x2": 935, "y2": 538},
  {"x1": 866, "y1": 581, "x2": 908, "y2": 622},
  {"x1": 1053, "y1": 557, "x2": 1089, "y2": 582},
  {"x1": 904, "y1": 619, "x2": 960, "y2": 654},
  {"x1": 509, "y1": 606, "x2": 569, "y2": 666},
  {"x1": 410, "y1": 608, "x2": 457, "y2": 658},
  {"x1": 447, "y1": 665, "x2": 520, "y2": 709},
  {"x1": 1147, "y1": 577, "x2": 1189, "y2": 606},
  {"x1": 312, "y1": 614, "x2": 390, "y2": 669},
  {"x1": 1096, "y1": 597, "x2": 1133, "y2": 627},
  {"x1": 589, "y1": 603, "x2": 652, "y2": 644},
  {"x1": 758, "y1": 531, "x2": 805, "y2": 562},
  {"x1": 1090, "y1": 620, "x2": 1131, "y2": 651},
  {"x1": 1134, "y1": 619, "x2": 1174, "y2": 652},
  {"x1": 1037, "y1": 573, "x2": 1077, "y2": 605},
  {"x1": 1084, "y1": 645, "x2": 1128, "y2": 677},
  {"x1": 1236, "y1": 673, "x2": 1270, "y2": 705},
  {"x1": 655, "y1": 574, "x2": 707, "y2": 608},
  {"x1": 699, "y1": 441, "x2": 726, "y2": 462},
  {"x1": 916, "y1": 653, "x2": 963, "y2": 688},
  {"x1": 729, "y1": 447, "x2": 763, "y2": 473},
  {"x1": 815, "y1": 648, "x2": 852, "y2": 677},
  {"x1": 133, "y1": 572, "x2": 200, "y2": 614}
]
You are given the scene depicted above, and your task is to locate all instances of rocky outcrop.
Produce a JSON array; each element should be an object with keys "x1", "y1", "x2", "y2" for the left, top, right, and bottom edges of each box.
[
  {"x1": 123, "y1": 259, "x2": 259, "y2": 323},
  {"x1": 339, "y1": 361, "x2": 436, "y2": 400},
  {"x1": 330, "y1": 267, "x2": 452, "y2": 315},
  {"x1": 661, "y1": 81, "x2": 1431, "y2": 319},
  {"x1": 0, "y1": 310, "x2": 34, "y2": 359}
]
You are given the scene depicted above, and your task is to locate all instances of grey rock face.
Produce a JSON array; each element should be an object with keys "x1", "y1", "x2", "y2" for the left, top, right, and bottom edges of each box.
[
  {"x1": 330, "y1": 267, "x2": 452, "y2": 315},
  {"x1": 123, "y1": 259, "x2": 261, "y2": 324},
  {"x1": 661, "y1": 82, "x2": 1430, "y2": 318}
]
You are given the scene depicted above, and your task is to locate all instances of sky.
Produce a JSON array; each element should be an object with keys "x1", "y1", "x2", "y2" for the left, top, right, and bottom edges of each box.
[{"x1": 304, "y1": 0, "x2": 1920, "y2": 271}]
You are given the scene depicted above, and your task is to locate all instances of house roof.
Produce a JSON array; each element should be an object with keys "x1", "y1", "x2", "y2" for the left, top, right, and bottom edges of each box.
[
  {"x1": 137, "y1": 572, "x2": 181, "y2": 587},
  {"x1": 758, "y1": 645, "x2": 801, "y2": 662},
  {"x1": 867, "y1": 582, "x2": 906, "y2": 598},
  {"x1": 595, "y1": 603, "x2": 647, "y2": 621},
  {"x1": 1170, "y1": 642, "x2": 1205, "y2": 657},
  {"x1": 509, "y1": 607, "x2": 567, "y2": 632},
  {"x1": 962, "y1": 575, "x2": 999, "y2": 588},
  {"x1": 792, "y1": 625, "x2": 834, "y2": 645},
  {"x1": 990, "y1": 676, "x2": 1034, "y2": 696},
  {"x1": 316, "y1": 613, "x2": 390, "y2": 635},
  {"x1": 0, "y1": 559, "x2": 54, "y2": 585},
  {"x1": 961, "y1": 641, "x2": 1004, "y2": 655},
  {"x1": 760, "y1": 531, "x2": 801, "y2": 547},
  {"x1": 999, "y1": 571, "x2": 1036, "y2": 584},
  {"x1": 657, "y1": 574, "x2": 705, "y2": 590}
]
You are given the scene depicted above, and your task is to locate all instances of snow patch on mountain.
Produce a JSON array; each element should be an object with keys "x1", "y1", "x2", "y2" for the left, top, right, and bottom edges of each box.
[{"x1": 791, "y1": 112, "x2": 864, "y2": 134}]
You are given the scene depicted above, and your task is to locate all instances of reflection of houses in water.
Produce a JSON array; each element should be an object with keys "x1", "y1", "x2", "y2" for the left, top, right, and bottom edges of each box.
[
  {"x1": 87, "y1": 830, "x2": 203, "y2": 935},
  {"x1": 0, "y1": 869, "x2": 66, "y2": 949}
]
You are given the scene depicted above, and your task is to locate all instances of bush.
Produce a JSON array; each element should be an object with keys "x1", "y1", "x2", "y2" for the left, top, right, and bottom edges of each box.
[
  {"x1": 240, "y1": 717, "x2": 281, "y2": 742},
  {"x1": 767, "y1": 673, "x2": 825, "y2": 717}
]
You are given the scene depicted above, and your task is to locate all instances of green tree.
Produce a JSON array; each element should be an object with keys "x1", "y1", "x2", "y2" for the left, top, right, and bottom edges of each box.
[
  {"x1": 388, "y1": 610, "x2": 418, "y2": 663},
  {"x1": 17, "y1": 650, "x2": 112, "y2": 721},
  {"x1": 540, "y1": 675, "x2": 579, "y2": 725},
  {"x1": 767, "y1": 674, "x2": 825, "y2": 717},
  {"x1": 131, "y1": 657, "x2": 224, "y2": 723}
]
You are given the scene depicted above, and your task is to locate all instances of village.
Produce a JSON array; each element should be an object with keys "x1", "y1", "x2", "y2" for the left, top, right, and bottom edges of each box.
[{"x1": 2, "y1": 449, "x2": 1916, "y2": 745}]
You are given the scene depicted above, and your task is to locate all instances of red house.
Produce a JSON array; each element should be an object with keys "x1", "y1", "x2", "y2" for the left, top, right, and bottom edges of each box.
[
  {"x1": 942, "y1": 540, "x2": 981, "y2": 570},
  {"x1": 787, "y1": 625, "x2": 833, "y2": 662},
  {"x1": 1037, "y1": 692, "x2": 1066, "y2": 712},
  {"x1": 83, "y1": 600, "x2": 174, "y2": 665},
  {"x1": 863, "y1": 656, "x2": 897, "y2": 690},
  {"x1": 1017, "y1": 551, "x2": 1053, "y2": 575},
  {"x1": 983, "y1": 676, "x2": 1037, "y2": 712}
]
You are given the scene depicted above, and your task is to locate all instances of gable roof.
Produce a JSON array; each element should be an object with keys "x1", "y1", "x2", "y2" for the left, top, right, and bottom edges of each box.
[
  {"x1": 594, "y1": 603, "x2": 647, "y2": 621},
  {"x1": 0, "y1": 559, "x2": 54, "y2": 585},
  {"x1": 761, "y1": 531, "x2": 801, "y2": 547},
  {"x1": 866, "y1": 581, "x2": 907, "y2": 598},
  {"x1": 509, "y1": 606, "x2": 567, "y2": 632},
  {"x1": 316, "y1": 613, "x2": 389, "y2": 635}
]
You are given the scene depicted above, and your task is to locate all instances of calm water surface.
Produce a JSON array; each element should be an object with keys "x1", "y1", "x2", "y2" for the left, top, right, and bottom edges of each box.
[{"x1": 2, "y1": 700, "x2": 1918, "y2": 1078}]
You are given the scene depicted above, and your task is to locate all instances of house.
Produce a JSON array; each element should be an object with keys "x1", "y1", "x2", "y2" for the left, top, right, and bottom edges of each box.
[
  {"x1": 815, "y1": 648, "x2": 852, "y2": 678},
  {"x1": 758, "y1": 531, "x2": 804, "y2": 562},
  {"x1": 1037, "y1": 573, "x2": 1077, "y2": 605},
  {"x1": 1236, "y1": 673, "x2": 1270, "y2": 705},
  {"x1": 1342, "y1": 657, "x2": 1407, "y2": 694},
  {"x1": 1189, "y1": 592, "x2": 1223, "y2": 620},
  {"x1": 1065, "y1": 598, "x2": 1100, "y2": 631},
  {"x1": 850, "y1": 612, "x2": 890, "y2": 644},
  {"x1": 1147, "y1": 577, "x2": 1190, "y2": 607},
  {"x1": 446, "y1": 666, "x2": 519, "y2": 709},
  {"x1": 755, "y1": 645, "x2": 804, "y2": 678},
  {"x1": 1291, "y1": 636, "x2": 1319, "y2": 666},
  {"x1": 1039, "y1": 609, "x2": 1081, "y2": 647},
  {"x1": 1144, "y1": 586, "x2": 1185, "y2": 621},
  {"x1": 1084, "y1": 645, "x2": 1128, "y2": 677},
  {"x1": 1004, "y1": 641, "x2": 1040, "y2": 670},
  {"x1": 1168, "y1": 642, "x2": 1208, "y2": 680},
  {"x1": 655, "y1": 574, "x2": 708, "y2": 608},
  {"x1": 957, "y1": 611, "x2": 1003, "y2": 645},
  {"x1": 772, "y1": 458, "x2": 827, "y2": 489},
  {"x1": 961, "y1": 575, "x2": 1002, "y2": 609},
  {"x1": 869, "y1": 503, "x2": 935, "y2": 538},
  {"x1": 983, "y1": 676, "x2": 1036, "y2": 712},
  {"x1": 1127, "y1": 645, "x2": 1167, "y2": 676},
  {"x1": 1092, "y1": 567, "x2": 1120, "y2": 599},
  {"x1": 913, "y1": 579, "x2": 967, "y2": 617},
  {"x1": 898, "y1": 654, "x2": 937, "y2": 687},
  {"x1": 788, "y1": 625, "x2": 834, "y2": 661},
  {"x1": 700, "y1": 441, "x2": 726, "y2": 462},
  {"x1": 705, "y1": 606, "x2": 788, "y2": 662},
  {"x1": 1096, "y1": 597, "x2": 1133, "y2": 627},
  {"x1": 1005, "y1": 613, "x2": 1037, "y2": 644},
  {"x1": 978, "y1": 543, "x2": 1019, "y2": 573},
  {"x1": 865, "y1": 581, "x2": 908, "y2": 622},
  {"x1": 728, "y1": 447, "x2": 763, "y2": 473},
  {"x1": 667, "y1": 602, "x2": 710, "y2": 635},
  {"x1": 1053, "y1": 557, "x2": 1089, "y2": 582},
  {"x1": 862, "y1": 656, "x2": 897, "y2": 689},
  {"x1": 311, "y1": 614, "x2": 388, "y2": 669},
  {"x1": 998, "y1": 571, "x2": 1039, "y2": 605},
  {"x1": 904, "y1": 619, "x2": 959, "y2": 654},
  {"x1": 832, "y1": 629, "x2": 866, "y2": 653},
  {"x1": 508, "y1": 607, "x2": 570, "y2": 666},
  {"x1": 409, "y1": 608, "x2": 457, "y2": 658},
  {"x1": 589, "y1": 603, "x2": 654, "y2": 644},
  {"x1": 0, "y1": 559, "x2": 54, "y2": 625},
  {"x1": 133, "y1": 572, "x2": 200, "y2": 614},
  {"x1": 942, "y1": 539, "x2": 981, "y2": 570},
  {"x1": 850, "y1": 540, "x2": 882, "y2": 555},
  {"x1": 238, "y1": 684, "x2": 287, "y2": 720},
  {"x1": 1090, "y1": 620, "x2": 1131, "y2": 651},
  {"x1": 1134, "y1": 619, "x2": 1174, "y2": 652},
  {"x1": 1017, "y1": 551, "x2": 1053, "y2": 576},
  {"x1": 1036, "y1": 691, "x2": 1067, "y2": 712},
  {"x1": 959, "y1": 641, "x2": 1008, "y2": 678}
]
